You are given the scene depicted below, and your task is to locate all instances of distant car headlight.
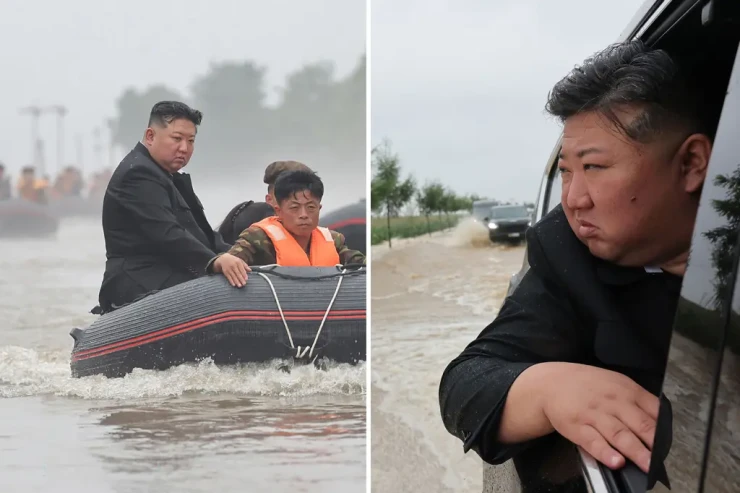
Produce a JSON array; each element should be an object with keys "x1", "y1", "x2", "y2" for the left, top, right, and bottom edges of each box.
[
  {"x1": 488, "y1": 222, "x2": 498, "y2": 229},
  {"x1": 528, "y1": 221, "x2": 532, "y2": 226}
]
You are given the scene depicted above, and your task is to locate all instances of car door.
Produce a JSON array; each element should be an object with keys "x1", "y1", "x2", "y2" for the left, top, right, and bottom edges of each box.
[
  {"x1": 486, "y1": 1, "x2": 739, "y2": 491},
  {"x1": 578, "y1": 37, "x2": 740, "y2": 493},
  {"x1": 697, "y1": 237, "x2": 740, "y2": 492}
]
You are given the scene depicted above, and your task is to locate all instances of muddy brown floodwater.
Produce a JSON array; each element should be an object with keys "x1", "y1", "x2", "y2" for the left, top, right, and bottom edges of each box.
[
  {"x1": 371, "y1": 219, "x2": 526, "y2": 493},
  {"x1": 0, "y1": 218, "x2": 365, "y2": 493}
]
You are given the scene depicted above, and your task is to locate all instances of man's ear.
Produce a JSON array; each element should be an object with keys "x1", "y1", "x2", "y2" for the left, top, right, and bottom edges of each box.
[
  {"x1": 678, "y1": 133, "x2": 712, "y2": 194},
  {"x1": 144, "y1": 127, "x2": 155, "y2": 145}
]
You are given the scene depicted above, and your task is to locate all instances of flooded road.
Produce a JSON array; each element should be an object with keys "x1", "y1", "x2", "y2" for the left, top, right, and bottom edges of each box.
[
  {"x1": 370, "y1": 219, "x2": 525, "y2": 493},
  {"x1": 370, "y1": 219, "x2": 740, "y2": 493},
  {"x1": 0, "y1": 216, "x2": 365, "y2": 493}
]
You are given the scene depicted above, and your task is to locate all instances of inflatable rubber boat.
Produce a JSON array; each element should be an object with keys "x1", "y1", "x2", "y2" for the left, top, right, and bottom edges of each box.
[
  {"x1": 50, "y1": 195, "x2": 102, "y2": 219},
  {"x1": 70, "y1": 265, "x2": 366, "y2": 378},
  {"x1": 0, "y1": 198, "x2": 59, "y2": 239}
]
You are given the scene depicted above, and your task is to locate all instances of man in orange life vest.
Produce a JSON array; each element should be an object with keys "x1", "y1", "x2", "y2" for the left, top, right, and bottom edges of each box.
[{"x1": 207, "y1": 170, "x2": 366, "y2": 287}]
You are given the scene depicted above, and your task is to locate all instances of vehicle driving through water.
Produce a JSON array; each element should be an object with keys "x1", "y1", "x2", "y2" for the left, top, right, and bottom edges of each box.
[{"x1": 485, "y1": 204, "x2": 532, "y2": 243}]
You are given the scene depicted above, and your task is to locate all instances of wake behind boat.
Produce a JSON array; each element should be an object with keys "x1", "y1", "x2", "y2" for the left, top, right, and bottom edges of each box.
[{"x1": 70, "y1": 265, "x2": 367, "y2": 378}]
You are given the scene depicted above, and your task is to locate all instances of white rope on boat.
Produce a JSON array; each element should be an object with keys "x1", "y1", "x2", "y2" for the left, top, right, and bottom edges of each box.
[{"x1": 254, "y1": 265, "x2": 348, "y2": 361}]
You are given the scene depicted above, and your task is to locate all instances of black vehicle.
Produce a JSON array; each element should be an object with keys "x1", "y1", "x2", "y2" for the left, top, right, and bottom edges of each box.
[
  {"x1": 482, "y1": 0, "x2": 739, "y2": 492},
  {"x1": 485, "y1": 204, "x2": 531, "y2": 243}
]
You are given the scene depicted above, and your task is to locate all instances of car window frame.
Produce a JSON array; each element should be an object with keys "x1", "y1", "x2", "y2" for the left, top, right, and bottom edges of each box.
[{"x1": 696, "y1": 40, "x2": 740, "y2": 492}]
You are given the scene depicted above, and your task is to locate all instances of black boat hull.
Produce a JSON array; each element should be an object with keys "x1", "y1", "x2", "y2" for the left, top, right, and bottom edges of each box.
[
  {"x1": 70, "y1": 266, "x2": 367, "y2": 378},
  {"x1": 320, "y1": 199, "x2": 366, "y2": 255}
]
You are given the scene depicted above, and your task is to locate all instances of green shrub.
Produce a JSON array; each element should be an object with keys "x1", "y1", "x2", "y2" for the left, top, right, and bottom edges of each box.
[{"x1": 371, "y1": 215, "x2": 460, "y2": 245}]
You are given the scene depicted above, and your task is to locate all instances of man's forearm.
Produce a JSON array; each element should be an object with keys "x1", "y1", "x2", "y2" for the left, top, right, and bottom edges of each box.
[{"x1": 497, "y1": 363, "x2": 556, "y2": 444}]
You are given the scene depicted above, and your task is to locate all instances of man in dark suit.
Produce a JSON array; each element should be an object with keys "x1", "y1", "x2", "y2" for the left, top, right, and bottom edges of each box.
[
  {"x1": 439, "y1": 40, "x2": 723, "y2": 489},
  {"x1": 95, "y1": 101, "x2": 247, "y2": 313}
]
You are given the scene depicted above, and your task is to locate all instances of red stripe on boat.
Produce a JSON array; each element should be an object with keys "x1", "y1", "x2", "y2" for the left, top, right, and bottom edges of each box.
[{"x1": 72, "y1": 309, "x2": 366, "y2": 361}]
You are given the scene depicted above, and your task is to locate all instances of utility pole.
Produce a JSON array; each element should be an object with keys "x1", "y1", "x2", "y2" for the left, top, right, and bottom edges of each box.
[
  {"x1": 36, "y1": 139, "x2": 46, "y2": 179},
  {"x1": 46, "y1": 104, "x2": 68, "y2": 174},
  {"x1": 76, "y1": 133, "x2": 84, "y2": 174},
  {"x1": 93, "y1": 126, "x2": 102, "y2": 168},
  {"x1": 105, "y1": 118, "x2": 115, "y2": 167},
  {"x1": 19, "y1": 105, "x2": 43, "y2": 173}
]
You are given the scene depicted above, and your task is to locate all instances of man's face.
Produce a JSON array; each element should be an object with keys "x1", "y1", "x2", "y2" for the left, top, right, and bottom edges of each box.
[
  {"x1": 274, "y1": 190, "x2": 322, "y2": 238},
  {"x1": 145, "y1": 118, "x2": 196, "y2": 173},
  {"x1": 558, "y1": 109, "x2": 709, "y2": 267}
]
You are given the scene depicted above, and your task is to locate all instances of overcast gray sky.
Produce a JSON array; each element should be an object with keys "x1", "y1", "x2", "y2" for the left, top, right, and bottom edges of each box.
[
  {"x1": 0, "y1": 0, "x2": 365, "y2": 177},
  {"x1": 371, "y1": 0, "x2": 650, "y2": 203}
]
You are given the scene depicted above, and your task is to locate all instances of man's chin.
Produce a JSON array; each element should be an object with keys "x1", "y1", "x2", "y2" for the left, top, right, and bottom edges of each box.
[
  {"x1": 583, "y1": 238, "x2": 618, "y2": 262},
  {"x1": 585, "y1": 240, "x2": 643, "y2": 267},
  {"x1": 287, "y1": 225, "x2": 314, "y2": 236}
]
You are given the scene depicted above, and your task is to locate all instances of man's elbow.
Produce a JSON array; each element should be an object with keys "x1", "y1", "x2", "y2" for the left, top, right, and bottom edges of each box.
[{"x1": 438, "y1": 356, "x2": 474, "y2": 440}]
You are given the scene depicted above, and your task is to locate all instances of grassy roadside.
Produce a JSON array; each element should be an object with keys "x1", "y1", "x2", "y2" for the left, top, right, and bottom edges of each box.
[{"x1": 371, "y1": 214, "x2": 462, "y2": 245}]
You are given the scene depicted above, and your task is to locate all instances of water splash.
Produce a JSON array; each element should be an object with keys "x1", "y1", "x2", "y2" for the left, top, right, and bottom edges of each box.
[
  {"x1": 0, "y1": 346, "x2": 365, "y2": 399},
  {"x1": 446, "y1": 217, "x2": 492, "y2": 248}
]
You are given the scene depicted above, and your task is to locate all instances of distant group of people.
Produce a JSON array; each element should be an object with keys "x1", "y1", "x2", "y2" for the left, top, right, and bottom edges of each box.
[
  {"x1": 0, "y1": 162, "x2": 112, "y2": 204},
  {"x1": 95, "y1": 100, "x2": 365, "y2": 314}
]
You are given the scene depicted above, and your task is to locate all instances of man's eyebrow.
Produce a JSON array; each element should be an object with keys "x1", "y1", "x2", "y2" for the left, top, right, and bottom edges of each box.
[{"x1": 558, "y1": 147, "x2": 604, "y2": 160}]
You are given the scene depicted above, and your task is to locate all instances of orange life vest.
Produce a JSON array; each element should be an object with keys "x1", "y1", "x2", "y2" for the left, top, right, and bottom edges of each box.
[{"x1": 253, "y1": 216, "x2": 340, "y2": 267}]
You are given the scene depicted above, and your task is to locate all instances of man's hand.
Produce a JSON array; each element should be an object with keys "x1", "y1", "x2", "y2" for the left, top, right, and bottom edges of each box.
[
  {"x1": 541, "y1": 362, "x2": 660, "y2": 473},
  {"x1": 212, "y1": 253, "x2": 250, "y2": 287}
]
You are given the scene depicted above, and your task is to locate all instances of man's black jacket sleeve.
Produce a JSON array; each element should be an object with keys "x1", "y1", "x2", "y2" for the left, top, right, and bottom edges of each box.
[
  {"x1": 212, "y1": 229, "x2": 232, "y2": 253},
  {"x1": 114, "y1": 166, "x2": 217, "y2": 273},
  {"x1": 438, "y1": 228, "x2": 587, "y2": 465}
]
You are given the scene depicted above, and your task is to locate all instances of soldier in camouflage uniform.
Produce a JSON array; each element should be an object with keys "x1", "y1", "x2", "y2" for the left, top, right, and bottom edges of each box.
[
  {"x1": 209, "y1": 170, "x2": 365, "y2": 287},
  {"x1": 225, "y1": 225, "x2": 365, "y2": 267}
]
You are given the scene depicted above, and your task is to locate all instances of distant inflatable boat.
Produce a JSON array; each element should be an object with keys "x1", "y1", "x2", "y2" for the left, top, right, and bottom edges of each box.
[
  {"x1": 0, "y1": 198, "x2": 59, "y2": 239},
  {"x1": 50, "y1": 195, "x2": 102, "y2": 218},
  {"x1": 70, "y1": 265, "x2": 367, "y2": 378},
  {"x1": 320, "y1": 199, "x2": 366, "y2": 255}
]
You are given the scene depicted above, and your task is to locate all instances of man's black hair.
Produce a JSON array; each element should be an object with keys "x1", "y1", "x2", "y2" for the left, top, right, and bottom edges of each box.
[
  {"x1": 545, "y1": 40, "x2": 719, "y2": 143},
  {"x1": 274, "y1": 170, "x2": 324, "y2": 204},
  {"x1": 148, "y1": 101, "x2": 203, "y2": 128}
]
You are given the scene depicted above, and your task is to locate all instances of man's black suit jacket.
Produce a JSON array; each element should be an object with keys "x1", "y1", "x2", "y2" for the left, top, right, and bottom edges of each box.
[{"x1": 97, "y1": 142, "x2": 230, "y2": 312}]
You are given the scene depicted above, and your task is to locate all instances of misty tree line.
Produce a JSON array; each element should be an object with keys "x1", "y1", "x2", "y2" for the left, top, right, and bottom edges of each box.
[
  {"x1": 370, "y1": 140, "x2": 479, "y2": 246},
  {"x1": 109, "y1": 56, "x2": 366, "y2": 175},
  {"x1": 371, "y1": 140, "x2": 536, "y2": 246}
]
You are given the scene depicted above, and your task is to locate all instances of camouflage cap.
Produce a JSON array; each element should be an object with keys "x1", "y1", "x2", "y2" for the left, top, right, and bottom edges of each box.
[{"x1": 263, "y1": 160, "x2": 314, "y2": 186}]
